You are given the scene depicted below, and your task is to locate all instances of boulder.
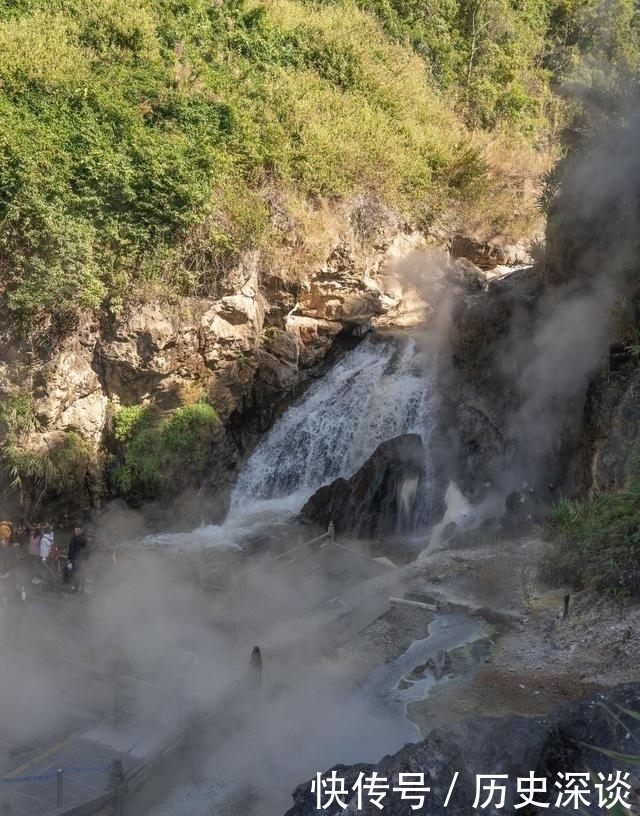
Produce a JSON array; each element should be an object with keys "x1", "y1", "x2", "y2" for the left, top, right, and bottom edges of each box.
[
  {"x1": 447, "y1": 257, "x2": 488, "y2": 292},
  {"x1": 284, "y1": 683, "x2": 640, "y2": 816},
  {"x1": 300, "y1": 434, "x2": 427, "y2": 538},
  {"x1": 451, "y1": 234, "x2": 531, "y2": 270}
]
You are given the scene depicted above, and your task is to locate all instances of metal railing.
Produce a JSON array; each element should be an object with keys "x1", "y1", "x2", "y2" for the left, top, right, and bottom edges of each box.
[{"x1": 0, "y1": 521, "x2": 340, "y2": 816}]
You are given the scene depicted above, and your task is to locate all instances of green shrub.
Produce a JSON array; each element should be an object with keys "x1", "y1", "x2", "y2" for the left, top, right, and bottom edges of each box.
[
  {"x1": 112, "y1": 402, "x2": 219, "y2": 501},
  {"x1": 0, "y1": 392, "x2": 38, "y2": 439},
  {"x1": 113, "y1": 404, "x2": 151, "y2": 442},
  {"x1": 542, "y1": 470, "x2": 640, "y2": 598},
  {"x1": 2, "y1": 431, "x2": 100, "y2": 513}
]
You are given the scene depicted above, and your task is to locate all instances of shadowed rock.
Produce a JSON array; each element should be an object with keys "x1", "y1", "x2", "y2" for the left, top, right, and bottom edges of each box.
[
  {"x1": 284, "y1": 683, "x2": 640, "y2": 816},
  {"x1": 299, "y1": 434, "x2": 427, "y2": 538}
]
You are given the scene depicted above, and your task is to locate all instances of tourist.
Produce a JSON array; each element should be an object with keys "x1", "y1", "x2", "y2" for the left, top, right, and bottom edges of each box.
[
  {"x1": 28, "y1": 522, "x2": 42, "y2": 560},
  {"x1": 40, "y1": 524, "x2": 55, "y2": 562},
  {"x1": 0, "y1": 537, "x2": 11, "y2": 580},
  {"x1": 249, "y1": 645, "x2": 262, "y2": 691},
  {"x1": 65, "y1": 523, "x2": 88, "y2": 591}
]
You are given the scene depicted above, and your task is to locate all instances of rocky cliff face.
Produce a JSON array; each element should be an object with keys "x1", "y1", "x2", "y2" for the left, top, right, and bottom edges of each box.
[
  {"x1": 432, "y1": 264, "x2": 640, "y2": 518},
  {"x1": 565, "y1": 351, "x2": 640, "y2": 496},
  {"x1": 2, "y1": 179, "x2": 629, "y2": 528},
  {"x1": 0, "y1": 205, "x2": 441, "y2": 523}
]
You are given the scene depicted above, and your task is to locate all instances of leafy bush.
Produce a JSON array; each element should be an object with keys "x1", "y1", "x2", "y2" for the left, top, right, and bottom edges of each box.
[
  {"x1": 113, "y1": 404, "x2": 150, "y2": 443},
  {"x1": 113, "y1": 402, "x2": 220, "y2": 501},
  {"x1": 0, "y1": 392, "x2": 38, "y2": 439},
  {"x1": 542, "y1": 470, "x2": 640, "y2": 597},
  {"x1": 2, "y1": 431, "x2": 100, "y2": 513}
]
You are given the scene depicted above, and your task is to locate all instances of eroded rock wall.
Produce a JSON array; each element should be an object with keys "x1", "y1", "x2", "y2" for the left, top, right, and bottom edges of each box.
[{"x1": 0, "y1": 207, "x2": 438, "y2": 523}]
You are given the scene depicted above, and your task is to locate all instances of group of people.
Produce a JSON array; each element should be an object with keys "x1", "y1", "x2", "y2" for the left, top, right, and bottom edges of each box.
[{"x1": 0, "y1": 520, "x2": 89, "y2": 606}]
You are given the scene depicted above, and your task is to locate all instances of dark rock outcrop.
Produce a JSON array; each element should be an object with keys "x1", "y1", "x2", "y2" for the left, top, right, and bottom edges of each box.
[
  {"x1": 300, "y1": 434, "x2": 431, "y2": 538},
  {"x1": 451, "y1": 234, "x2": 531, "y2": 270},
  {"x1": 284, "y1": 683, "x2": 640, "y2": 816},
  {"x1": 433, "y1": 267, "x2": 545, "y2": 501},
  {"x1": 565, "y1": 352, "x2": 640, "y2": 496}
]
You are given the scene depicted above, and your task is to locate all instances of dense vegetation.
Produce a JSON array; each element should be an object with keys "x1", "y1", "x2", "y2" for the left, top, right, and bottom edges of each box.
[
  {"x1": 0, "y1": 0, "x2": 471, "y2": 318},
  {"x1": 359, "y1": 0, "x2": 640, "y2": 129},
  {"x1": 1, "y1": 0, "x2": 638, "y2": 319},
  {"x1": 112, "y1": 402, "x2": 220, "y2": 503},
  {"x1": 543, "y1": 468, "x2": 640, "y2": 598},
  {"x1": 0, "y1": 392, "x2": 99, "y2": 517}
]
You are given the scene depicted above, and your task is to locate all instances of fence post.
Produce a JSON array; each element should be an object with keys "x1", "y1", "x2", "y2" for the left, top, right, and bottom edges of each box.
[
  {"x1": 176, "y1": 675, "x2": 185, "y2": 729},
  {"x1": 56, "y1": 769, "x2": 64, "y2": 808},
  {"x1": 111, "y1": 675, "x2": 119, "y2": 724},
  {"x1": 108, "y1": 759, "x2": 126, "y2": 816},
  {"x1": 328, "y1": 521, "x2": 334, "y2": 543}
]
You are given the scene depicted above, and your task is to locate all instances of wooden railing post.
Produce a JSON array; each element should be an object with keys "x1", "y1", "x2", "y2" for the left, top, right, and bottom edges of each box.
[
  {"x1": 56, "y1": 769, "x2": 64, "y2": 808},
  {"x1": 108, "y1": 759, "x2": 126, "y2": 816}
]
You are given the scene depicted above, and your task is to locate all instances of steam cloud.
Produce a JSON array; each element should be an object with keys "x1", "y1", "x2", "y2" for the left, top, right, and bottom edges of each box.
[
  {"x1": 0, "y1": 508, "x2": 413, "y2": 816},
  {"x1": 385, "y1": 84, "x2": 640, "y2": 533}
]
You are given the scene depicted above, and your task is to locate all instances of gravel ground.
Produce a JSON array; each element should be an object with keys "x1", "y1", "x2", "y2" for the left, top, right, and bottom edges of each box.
[{"x1": 407, "y1": 535, "x2": 640, "y2": 731}]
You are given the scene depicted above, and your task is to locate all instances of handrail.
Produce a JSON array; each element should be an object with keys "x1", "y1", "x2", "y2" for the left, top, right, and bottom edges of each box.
[
  {"x1": 271, "y1": 521, "x2": 334, "y2": 564},
  {"x1": 1, "y1": 521, "x2": 340, "y2": 816}
]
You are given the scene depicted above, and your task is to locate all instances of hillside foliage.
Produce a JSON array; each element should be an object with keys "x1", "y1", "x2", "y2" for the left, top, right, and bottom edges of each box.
[
  {"x1": 1, "y1": 0, "x2": 637, "y2": 319},
  {"x1": 0, "y1": 0, "x2": 467, "y2": 318},
  {"x1": 112, "y1": 402, "x2": 220, "y2": 503}
]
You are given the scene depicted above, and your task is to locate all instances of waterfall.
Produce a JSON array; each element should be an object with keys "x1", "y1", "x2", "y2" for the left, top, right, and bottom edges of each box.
[
  {"x1": 230, "y1": 333, "x2": 437, "y2": 514},
  {"x1": 397, "y1": 471, "x2": 420, "y2": 531},
  {"x1": 141, "y1": 333, "x2": 439, "y2": 549}
]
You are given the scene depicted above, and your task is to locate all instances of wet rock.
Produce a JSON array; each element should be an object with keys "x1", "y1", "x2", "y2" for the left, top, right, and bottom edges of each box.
[
  {"x1": 285, "y1": 315, "x2": 343, "y2": 368},
  {"x1": 564, "y1": 356, "x2": 640, "y2": 496},
  {"x1": 299, "y1": 434, "x2": 428, "y2": 538}
]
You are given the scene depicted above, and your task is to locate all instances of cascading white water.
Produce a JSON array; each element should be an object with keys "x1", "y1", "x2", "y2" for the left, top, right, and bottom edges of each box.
[
  {"x1": 142, "y1": 333, "x2": 438, "y2": 549},
  {"x1": 397, "y1": 473, "x2": 420, "y2": 529},
  {"x1": 230, "y1": 333, "x2": 437, "y2": 512}
]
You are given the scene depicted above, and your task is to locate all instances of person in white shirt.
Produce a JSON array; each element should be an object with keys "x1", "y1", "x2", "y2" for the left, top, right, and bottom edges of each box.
[{"x1": 40, "y1": 526, "x2": 54, "y2": 562}]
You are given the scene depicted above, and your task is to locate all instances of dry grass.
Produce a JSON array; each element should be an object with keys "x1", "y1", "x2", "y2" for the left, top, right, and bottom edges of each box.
[{"x1": 452, "y1": 132, "x2": 557, "y2": 244}]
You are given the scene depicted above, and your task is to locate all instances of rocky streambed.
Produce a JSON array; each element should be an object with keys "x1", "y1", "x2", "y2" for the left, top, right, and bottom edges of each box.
[{"x1": 279, "y1": 532, "x2": 640, "y2": 815}]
